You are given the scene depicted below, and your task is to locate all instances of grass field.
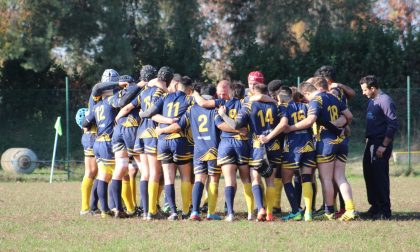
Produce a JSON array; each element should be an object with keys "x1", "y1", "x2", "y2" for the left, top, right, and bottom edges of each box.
[{"x1": 1, "y1": 175, "x2": 420, "y2": 251}]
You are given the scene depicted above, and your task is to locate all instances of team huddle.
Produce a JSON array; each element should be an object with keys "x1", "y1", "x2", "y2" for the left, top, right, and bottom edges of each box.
[{"x1": 76, "y1": 65, "x2": 359, "y2": 222}]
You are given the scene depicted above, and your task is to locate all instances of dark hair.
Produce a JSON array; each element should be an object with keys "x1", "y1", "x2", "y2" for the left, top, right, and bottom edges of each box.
[
  {"x1": 140, "y1": 65, "x2": 157, "y2": 81},
  {"x1": 180, "y1": 76, "x2": 192, "y2": 87},
  {"x1": 200, "y1": 84, "x2": 217, "y2": 97},
  {"x1": 359, "y1": 75, "x2": 379, "y2": 89},
  {"x1": 231, "y1": 81, "x2": 245, "y2": 99},
  {"x1": 290, "y1": 86, "x2": 304, "y2": 102},
  {"x1": 311, "y1": 77, "x2": 328, "y2": 90},
  {"x1": 277, "y1": 86, "x2": 292, "y2": 101},
  {"x1": 157, "y1": 66, "x2": 174, "y2": 84},
  {"x1": 267, "y1": 80, "x2": 283, "y2": 92},
  {"x1": 316, "y1": 65, "x2": 336, "y2": 81},
  {"x1": 172, "y1": 73, "x2": 182, "y2": 82},
  {"x1": 299, "y1": 82, "x2": 317, "y2": 93},
  {"x1": 254, "y1": 83, "x2": 268, "y2": 94}
]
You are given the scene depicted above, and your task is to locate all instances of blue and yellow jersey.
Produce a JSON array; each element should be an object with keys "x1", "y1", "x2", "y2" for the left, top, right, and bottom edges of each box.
[
  {"x1": 85, "y1": 94, "x2": 98, "y2": 134},
  {"x1": 236, "y1": 101, "x2": 281, "y2": 138},
  {"x1": 133, "y1": 85, "x2": 165, "y2": 139},
  {"x1": 283, "y1": 101, "x2": 314, "y2": 153},
  {"x1": 330, "y1": 87, "x2": 348, "y2": 106},
  {"x1": 154, "y1": 90, "x2": 194, "y2": 140},
  {"x1": 308, "y1": 92, "x2": 346, "y2": 141},
  {"x1": 178, "y1": 105, "x2": 223, "y2": 160},
  {"x1": 116, "y1": 85, "x2": 141, "y2": 128},
  {"x1": 85, "y1": 95, "x2": 119, "y2": 140},
  {"x1": 215, "y1": 98, "x2": 246, "y2": 140}
]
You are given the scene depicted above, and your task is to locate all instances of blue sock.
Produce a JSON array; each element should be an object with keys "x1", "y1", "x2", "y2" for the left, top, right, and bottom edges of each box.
[
  {"x1": 252, "y1": 185, "x2": 264, "y2": 210},
  {"x1": 165, "y1": 184, "x2": 176, "y2": 214},
  {"x1": 294, "y1": 174, "x2": 302, "y2": 208},
  {"x1": 108, "y1": 183, "x2": 115, "y2": 210},
  {"x1": 111, "y1": 179, "x2": 123, "y2": 211},
  {"x1": 192, "y1": 182, "x2": 204, "y2": 213},
  {"x1": 284, "y1": 182, "x2": 299, "y2": 214},
  {"x1": 225, "y1": 186, "x2": 235, "y2": 215},
  {"x1": 89, "y1": 179, "x2": 99, "y2": 210},
  {"x1": 326, "y1": 205, "x2": 335, "y2": 214},
  {"x1": 140, "y1": 180, "x2": 149, "y2": 214},
  {"x1": 97, "y1": 180, "x2": 110, "y2": 212}
]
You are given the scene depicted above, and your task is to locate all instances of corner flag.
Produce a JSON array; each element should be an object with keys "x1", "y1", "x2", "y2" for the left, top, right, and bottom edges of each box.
[
  {"x1": 54, "y1": 117, "x2": 62, "y2": 136},
  {"x1": 50, "y1": 116, "x2": 62, "y2": 183}
]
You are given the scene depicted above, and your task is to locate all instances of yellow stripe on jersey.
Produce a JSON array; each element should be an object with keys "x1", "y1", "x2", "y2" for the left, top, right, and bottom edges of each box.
[
  {"x1": 164, "y1": 132, "x2": 184, "y2": 140},
  {"x1": 328, "y1": 136, "x2": 345, "y2": 145},
  {"x1": 268, "y1": 140, "x2": 281, "y2": 151},
  {"x1": 121, "y1": 116, "x2": 139, "y2": 127},
  {"x1": 199, "y1": 148, "x2": 218, "y2": 161},
  {"x1": 298, "y1": 140, "x2": 315, "y2": 153},
  {"x1": 316, "y1": 154, "x2": 335, "y2": 163},
  {"x1": 140, "y1": 128, "x2": 157, "y2": 138},
  {"x1": 96, "y1": 134, "x2": 111, "y2": 142}
]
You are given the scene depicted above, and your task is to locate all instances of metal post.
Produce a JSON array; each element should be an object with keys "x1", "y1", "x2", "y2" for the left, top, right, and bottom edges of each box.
[
  {"x1": 66, "y1": 77, "x2": 70, "y2": 180},
  {"x1": 297, "y1": 76, "x2": 301, "y2": 87},
  {"x1": 407, "y1": 76, "x2": 411, "y2": 175}
]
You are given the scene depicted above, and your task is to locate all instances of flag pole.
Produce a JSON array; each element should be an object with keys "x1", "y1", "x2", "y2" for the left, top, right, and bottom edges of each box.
[
  {"x1": 50, "y1": 129, "x2": 59, "y2": 183},
  {"x1": 50, "y1": 116, "x2": 62, "y2": 183}
]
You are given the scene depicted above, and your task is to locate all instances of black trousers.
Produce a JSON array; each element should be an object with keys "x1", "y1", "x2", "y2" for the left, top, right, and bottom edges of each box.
[{"x1": 363, "y1": 138, "x2": 392, "y2": 217}]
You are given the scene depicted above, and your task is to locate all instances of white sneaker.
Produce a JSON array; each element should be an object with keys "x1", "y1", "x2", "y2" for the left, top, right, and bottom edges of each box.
[{"x1": 225, "y1": 214, "x2": 234, "y2": 222}]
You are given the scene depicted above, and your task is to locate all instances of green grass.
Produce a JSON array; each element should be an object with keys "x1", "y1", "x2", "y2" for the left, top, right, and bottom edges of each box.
[{"x1": 0, "y1": 177, "x2": 420, "y2": 251}]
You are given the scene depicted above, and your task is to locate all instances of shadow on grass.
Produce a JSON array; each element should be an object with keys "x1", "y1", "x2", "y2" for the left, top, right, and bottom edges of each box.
[{"x1": 358, "y1": 211, "x2": 420, "y2": 221}]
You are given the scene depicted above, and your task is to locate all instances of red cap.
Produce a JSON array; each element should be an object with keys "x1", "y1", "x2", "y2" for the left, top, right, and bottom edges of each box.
[{"x1": 248, "y1": 71, "x2": 264, "y2": 84}]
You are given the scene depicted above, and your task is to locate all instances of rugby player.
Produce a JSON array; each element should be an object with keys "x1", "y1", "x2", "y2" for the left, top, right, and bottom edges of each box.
[
  {"x1": 139, "y1": 75, "x2": 193, "y2": 220},
  {"x1": 82, "y1": 69, "x2": 128, "y2": 218},
  {"x1": 193, "y1": 81, "x2": 254, "y2": 221},
  {"x1": 259, "y1": 86, "x2": 316, "y2": 221},
  {"x1": 219, "y1": 84, "x2": 282, "y2": 222},
  {"x1": 287, "y1": 79, "x2": 358, "y2": 221},
  {"x1": 155, "y1": 83, "x2": 226, "y2": 220}
]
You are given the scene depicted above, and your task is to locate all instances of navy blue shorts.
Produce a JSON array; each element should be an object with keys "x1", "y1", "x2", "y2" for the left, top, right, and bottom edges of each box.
[
  {"x1": 82, "y1": 132, "x2": 96, "y2": 157},
  {"x1": 217, "y1": 138, "x2": 250, "y2": 166},
  {"x1": 157, "y1": 138, "x2": 193, "y2": 164},
  {"x1": 93, "y1": 136, "x2": 115, "y2": 166},
  {"x1": 249, "y1": 138, "x2": 282, "y2": 168},
  {"x1": 316, "y1": 134, "x2": 348, "y2": 163},
  {"x1": 112, "y1": 125, "x2": 137, "y2": 156}
]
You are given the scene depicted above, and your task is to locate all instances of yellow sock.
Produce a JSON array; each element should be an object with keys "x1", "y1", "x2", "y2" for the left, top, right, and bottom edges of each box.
[
  {"x1": 157, "y1": 184, "x2": 164, "y2": 206},
  {"x1": 208, "y1": 182, "x2": 218, "y2": 215},
  {"x1": 122, "y1": 180, "x2": 135, "y2": 213},
  {"x1": 274, "y1": 178, "x2": 283, "y2": 209},
  {"x1": 148, "y1": 182, "x2": 159, "y2": 214},
  {"x1": 345, "y1": 199, "x2": 355, "y2": 211},
  {"x1": 81, "y1": 177, "x2": 94, "y2": 211},
  {"x1": 181, "y1": 181, "x2": 192, "y2": 214},
  {"x1": 302, "y1": 182, "x2": 313, "y2": 215},
  {"x1": 130, "y1": 177, "x2": 137, "y2": 206},
  {"x1": 262, "y1": 182, "x2": 267, "y2": 208},
  {"x1": 243, "y1": 183, "x2": 254, "y2": 214},
  {"x1": 266, "y1": 187, "x2": 276, "y2": 215}
]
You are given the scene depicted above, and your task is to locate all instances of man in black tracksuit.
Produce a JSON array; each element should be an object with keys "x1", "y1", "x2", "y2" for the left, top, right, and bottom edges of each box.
[{"x1": 360, "y1": 75, "x2": 399, "y2": 220}]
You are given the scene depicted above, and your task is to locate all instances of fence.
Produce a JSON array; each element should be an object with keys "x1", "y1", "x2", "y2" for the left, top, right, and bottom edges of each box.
[{"x1": 0, "y1": 85, "x2": 419, "y2": 180}]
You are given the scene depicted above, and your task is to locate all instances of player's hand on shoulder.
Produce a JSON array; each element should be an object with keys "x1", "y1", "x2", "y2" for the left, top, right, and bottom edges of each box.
[
  {"x1": 119, "y1": 81, "x2": 129, "y2": 88},
  {"x1": 218, "y1": 106, "x2": 227, "y2": 116}
]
